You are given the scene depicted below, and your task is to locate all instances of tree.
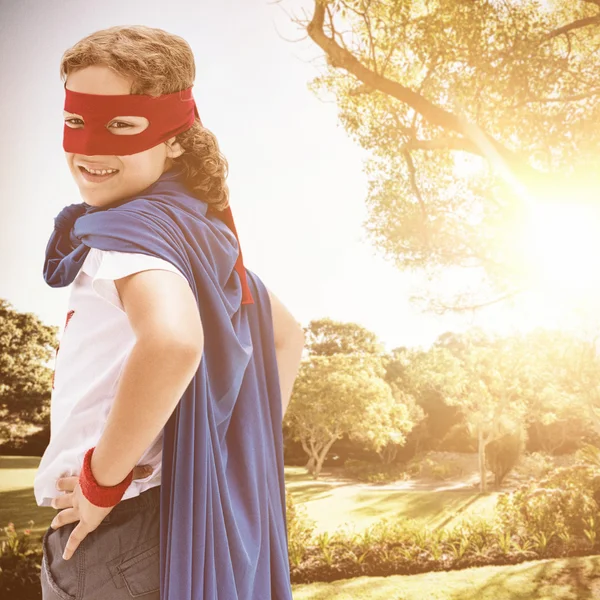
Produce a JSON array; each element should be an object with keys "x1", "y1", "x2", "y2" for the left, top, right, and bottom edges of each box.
[
  {"x1": 375, "y1": 385, "x2": 420, "y2": 463},
  {"x1": 384, "y1": 345, "x2": 456, "y2": 456},
  {"x1": 284, "y1": 352, "x2": 414, "y2": 478},
  {"x1": 0, "y1": 299, "x2": 58, "y2": 448},
  {"x1": 304, "y1": 317, "x2": 385, "y2": 356},
  {"x1": 486, "y1": 428, "x2": 526, "y2": 489},
  {"x1": 519, "y1": 328, "x2": 593, "y2": 453},
  {"x1": 547, "y1": 328, "x2": 600, "y2": 439},
  {"x1": 293, "y1": 0, "x2": 600, "y2": 310},
  {"x1": 435, "y1": 330, "x2": 536, "y2": 492}
]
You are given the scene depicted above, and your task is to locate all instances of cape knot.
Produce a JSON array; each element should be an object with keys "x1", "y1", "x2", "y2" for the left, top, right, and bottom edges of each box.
[{"x1": 54, "y1": 204, "x2": 88, "y2": 234}]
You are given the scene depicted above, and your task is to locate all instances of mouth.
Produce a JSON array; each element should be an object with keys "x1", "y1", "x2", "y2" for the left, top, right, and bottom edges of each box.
[{"x1": 78, "y1": 165, "x2": 119, "y2": 183}]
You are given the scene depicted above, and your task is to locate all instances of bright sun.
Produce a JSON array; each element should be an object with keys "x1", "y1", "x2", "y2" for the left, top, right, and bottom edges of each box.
[{"x1": 523, "y1": 201, "x2": 600, "y2": 298}]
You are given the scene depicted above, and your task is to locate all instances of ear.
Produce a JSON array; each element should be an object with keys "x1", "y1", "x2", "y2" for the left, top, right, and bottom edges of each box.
[{"x1": 165, "y1": 135, "x2": 185, "y2": 159}]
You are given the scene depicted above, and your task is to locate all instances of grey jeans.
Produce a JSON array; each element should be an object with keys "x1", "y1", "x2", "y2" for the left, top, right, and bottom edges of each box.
[{"x1": 41, "y1": 484, "x2": 161, "y2": 599}]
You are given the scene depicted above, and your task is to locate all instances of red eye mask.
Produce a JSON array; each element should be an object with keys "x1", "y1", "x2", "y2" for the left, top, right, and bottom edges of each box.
[{"x1": 63, "y1": 83, "x2": 200, "y2": 156}]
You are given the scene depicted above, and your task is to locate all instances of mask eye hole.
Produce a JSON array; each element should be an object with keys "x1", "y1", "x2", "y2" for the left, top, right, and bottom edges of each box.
[
  {"x1": 63, "y1": 111, "x2": 149, "y2": 135},
  {"x1": 65, "y1": 117, "x2": 83, "y2": 127},
  {"x1": 106, "y1": 116, "x2": 149, "y2": 135},
  {"x1": 64, "y1": 111, "x2": 84, "y2": 128}
]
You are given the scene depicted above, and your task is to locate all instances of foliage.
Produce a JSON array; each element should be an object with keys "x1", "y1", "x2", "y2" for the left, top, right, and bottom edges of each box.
[
  {"x1": 342, "y1": 458, "x2": 409, "y2": 483},
  {"x1": 378, "y1": 327, "x2": 595, "y2": 478},
  {"x1": 0, "y1": 299, "x2": 57, "y2": 448},
  {"x1": 300, "y1": 0, "x2": 600, "y2": 309},
  {"x1": 303, "y1": 318, "x2": 385, "y2": 357},
  {"x1": 405, "y1": 452, "x2": 466, "y2": 481},
  {"x1": 495, "y1": 465, "x2": 600, "y2": 542},
  {"x1": 486, "y1": 429, "x2": 526, "y2": 488},
  {"x1": 0, "y1": 520, "x2": 42, "y2": 599},
  {"x1": 285, "y1": 490, "x2": 317, "y2": 568},
  {"x1": 514, "y1": 451, "x2": 555, "y2": 481},
  {"x1": 384, "y1": 346, "x2": 458, "y2": 454},
  {"x1": 285, "y1": 352, "x2": 414, "y2": 478}
]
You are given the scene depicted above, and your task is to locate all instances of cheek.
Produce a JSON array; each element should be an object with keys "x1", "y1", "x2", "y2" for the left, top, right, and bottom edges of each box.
[
  {"x1": 120, "y1": 146, "x2": 163, "y2": 168},
  {"x1": 117, "y1": 154, "x2": 163, "y2": 190}
]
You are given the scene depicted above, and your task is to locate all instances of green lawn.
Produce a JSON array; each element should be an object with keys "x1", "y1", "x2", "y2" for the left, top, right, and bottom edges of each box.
[
  {"x1": 0, "y1": 456, "x2": 54, "y2": 542},
  {"x1": 284, "y1": 466, "x2": 499, "y2": 534},
  {"x1": 291, "y1": 555, "x2": 600, "y2": 599}
]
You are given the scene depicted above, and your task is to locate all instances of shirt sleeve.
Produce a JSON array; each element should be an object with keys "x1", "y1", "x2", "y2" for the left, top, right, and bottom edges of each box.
[{"x1": 90, "y1": 248, "x2": 189, "y2": 312}]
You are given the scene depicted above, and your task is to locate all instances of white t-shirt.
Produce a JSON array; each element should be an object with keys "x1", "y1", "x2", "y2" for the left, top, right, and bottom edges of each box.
[{"x1": 33, "y1": 247, "x2": 189, "y2": 507}]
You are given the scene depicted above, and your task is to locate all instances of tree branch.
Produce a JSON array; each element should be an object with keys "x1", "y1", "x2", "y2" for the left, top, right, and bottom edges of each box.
[
  {"x1": 403, "y1": 136, "x2": 484, "y2": 156},
  {"x1": 307, "y1": 1, "x2": 538, "y2": 181},
  {"x1": 402, "y1": 149, "x2": 431, "y2": 248},
  {"x1": 547, "y1": 15, "x2": 600, "y2": 40},
  {"x1": 512, "y1": 88, "x2": 600, "y2": 107},
  {"x1": 424, "y1": 290, "x2": 522, "y2": 315}
]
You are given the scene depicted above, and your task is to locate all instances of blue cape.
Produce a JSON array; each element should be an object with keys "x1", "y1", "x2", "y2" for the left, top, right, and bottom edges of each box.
[{"x1": 43, "y1": 165, "x2": 293, "y2": 600}]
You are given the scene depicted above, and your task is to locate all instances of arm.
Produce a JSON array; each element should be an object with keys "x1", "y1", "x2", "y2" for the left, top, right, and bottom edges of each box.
[
  {"x1": 267, "y1": 287, "x2": 305, "y2": 417},
  {"x1": 90, "y1": 269, "x2": 203, "y2": 487}
]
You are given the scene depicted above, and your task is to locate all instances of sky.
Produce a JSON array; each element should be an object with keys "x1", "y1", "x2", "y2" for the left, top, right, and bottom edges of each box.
[{"x1": 0, "y1": 0, "x2": 522, "y2": 352}]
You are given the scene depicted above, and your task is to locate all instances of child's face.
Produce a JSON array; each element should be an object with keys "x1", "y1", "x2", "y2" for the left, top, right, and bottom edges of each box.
[{"x1": 63, "y1": 65, "x2": 184, "y2": 207}]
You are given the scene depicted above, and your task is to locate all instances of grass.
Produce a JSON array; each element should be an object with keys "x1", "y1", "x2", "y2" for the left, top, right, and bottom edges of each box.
[
  {"x1": 0, "y1": 456, "x2": 54, "y2": 541},
  {"x1": 291, "y1": 555, "x2": 600, "y2": 599},
  {"x1": 284, "y1": 466, "x2": 499, "y2": 534}
]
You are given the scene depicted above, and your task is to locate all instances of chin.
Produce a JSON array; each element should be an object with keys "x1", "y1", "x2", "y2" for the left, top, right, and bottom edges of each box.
[{"x1": 76, "y1": 188, "x2": 114, "y2": 207}]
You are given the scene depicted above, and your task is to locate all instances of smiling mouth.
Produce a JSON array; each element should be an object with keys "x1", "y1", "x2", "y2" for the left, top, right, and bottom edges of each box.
[{"x1": 78, "y1": 166, "x2": 119, "y2": 182}]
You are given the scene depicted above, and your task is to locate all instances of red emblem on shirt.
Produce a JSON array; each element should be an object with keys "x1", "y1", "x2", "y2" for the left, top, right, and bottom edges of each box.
[{"x1": 52, "y1": 310, "x2": 75, "y2": 390}]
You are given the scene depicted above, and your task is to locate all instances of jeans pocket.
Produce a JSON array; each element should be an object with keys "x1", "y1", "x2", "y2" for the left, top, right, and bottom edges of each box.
[
  {"x1": 41, "y1": 525, "x2": 77, "y2": 600},
  {"x1": 106, "y1": 537, "x2": 160, "y2": 598}
]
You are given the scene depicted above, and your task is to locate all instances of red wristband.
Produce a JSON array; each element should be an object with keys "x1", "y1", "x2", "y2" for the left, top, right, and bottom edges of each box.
[{"x1": 79, "y1": 446, "x2": 134, "y2": 508}]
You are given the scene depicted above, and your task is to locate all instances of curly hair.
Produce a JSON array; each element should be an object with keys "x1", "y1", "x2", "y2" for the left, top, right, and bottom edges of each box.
[{"x1": 59, "y1": 25, "x2": 230, "y2": 211}]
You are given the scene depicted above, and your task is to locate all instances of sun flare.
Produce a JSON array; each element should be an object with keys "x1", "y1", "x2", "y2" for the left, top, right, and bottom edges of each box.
[{"x1": 523, "y1": 201, "x2": 600, "y2": 298}]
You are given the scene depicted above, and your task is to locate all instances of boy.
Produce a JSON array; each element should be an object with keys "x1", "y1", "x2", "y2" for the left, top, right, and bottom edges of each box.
[{"x1": 36, "y1": 25, "x2": 305, "y2": 600}]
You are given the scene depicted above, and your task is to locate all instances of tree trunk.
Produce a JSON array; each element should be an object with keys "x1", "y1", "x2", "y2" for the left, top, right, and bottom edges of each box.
[
  {"x1": 300, "y1": 438, "x2": 318, "y2": 475},
  {"x1": 378, "y1": 443, "x2": 398, "y2": 465},
  {"x1": 313, "y1": 437, "x2": 338, "y2": 479},
  {"x1": 478, "y1": 427, "x2": 488, "y2": 493}
]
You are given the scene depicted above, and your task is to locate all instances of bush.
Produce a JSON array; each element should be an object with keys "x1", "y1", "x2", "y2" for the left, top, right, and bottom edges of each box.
[
  {"x1": 285, "y1": 489, "x2": 316, "y2": 568},
  {"x1": 495, "y1": 465, "x2": 600, "y2": 542},
  {"x1": 0, "y1": 521, "x2": 42, "y2": 600},
  {"x1": 405, "y1": 453, "x2": 466, "y2": 481},
  {"x1": 288, "y1": 505, "x2": 598, "y2": 584},
  {"x1": 342, "y1": 459, "x2": 409, "y2": 483},
  {"x1": 514, "y1": 451, "x2": 555, "y2": 481},
  {"x1": 0, "y1": 427, "x2": 49, "y2": 457},
  {"x1": 486, "y1": 430, "x2": 526, "y2": 488}
]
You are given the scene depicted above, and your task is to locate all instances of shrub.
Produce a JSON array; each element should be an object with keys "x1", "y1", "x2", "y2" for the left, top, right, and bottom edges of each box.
[
  {"x1": 514, "y1": 451, "x2": 555, "y2": 481},
  {"x1": 495, "y1": 465, "x2": 600, "y2": 542},
  {"x1": 342, "y1": 459, "x2": 409, "y2": 483},
  {"x1": 486, "y1": 430, "x2": 526, "y2": 488},
  {"x1": 285, "y1": 490, "x2": 316, "y2": 568},
  {"x1": 0, "y1": 521, "x2": 42, "y2": 600},
  {"x1": 405, "y1": 453, "x2": 465, "y2": 481}
]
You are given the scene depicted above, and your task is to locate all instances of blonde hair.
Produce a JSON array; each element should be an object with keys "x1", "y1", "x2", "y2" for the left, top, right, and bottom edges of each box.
[{"x1": 59, "y1": 25, "x2": 229, "y2": 211}]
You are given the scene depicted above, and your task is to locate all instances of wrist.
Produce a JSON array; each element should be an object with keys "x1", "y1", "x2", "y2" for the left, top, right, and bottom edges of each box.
[
  {"x1": 90, "y1": 445, "x2": 130, "y2": 487},
  {"x1": 79, "y1": 447, "x2": 133, "y2": 507}
]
